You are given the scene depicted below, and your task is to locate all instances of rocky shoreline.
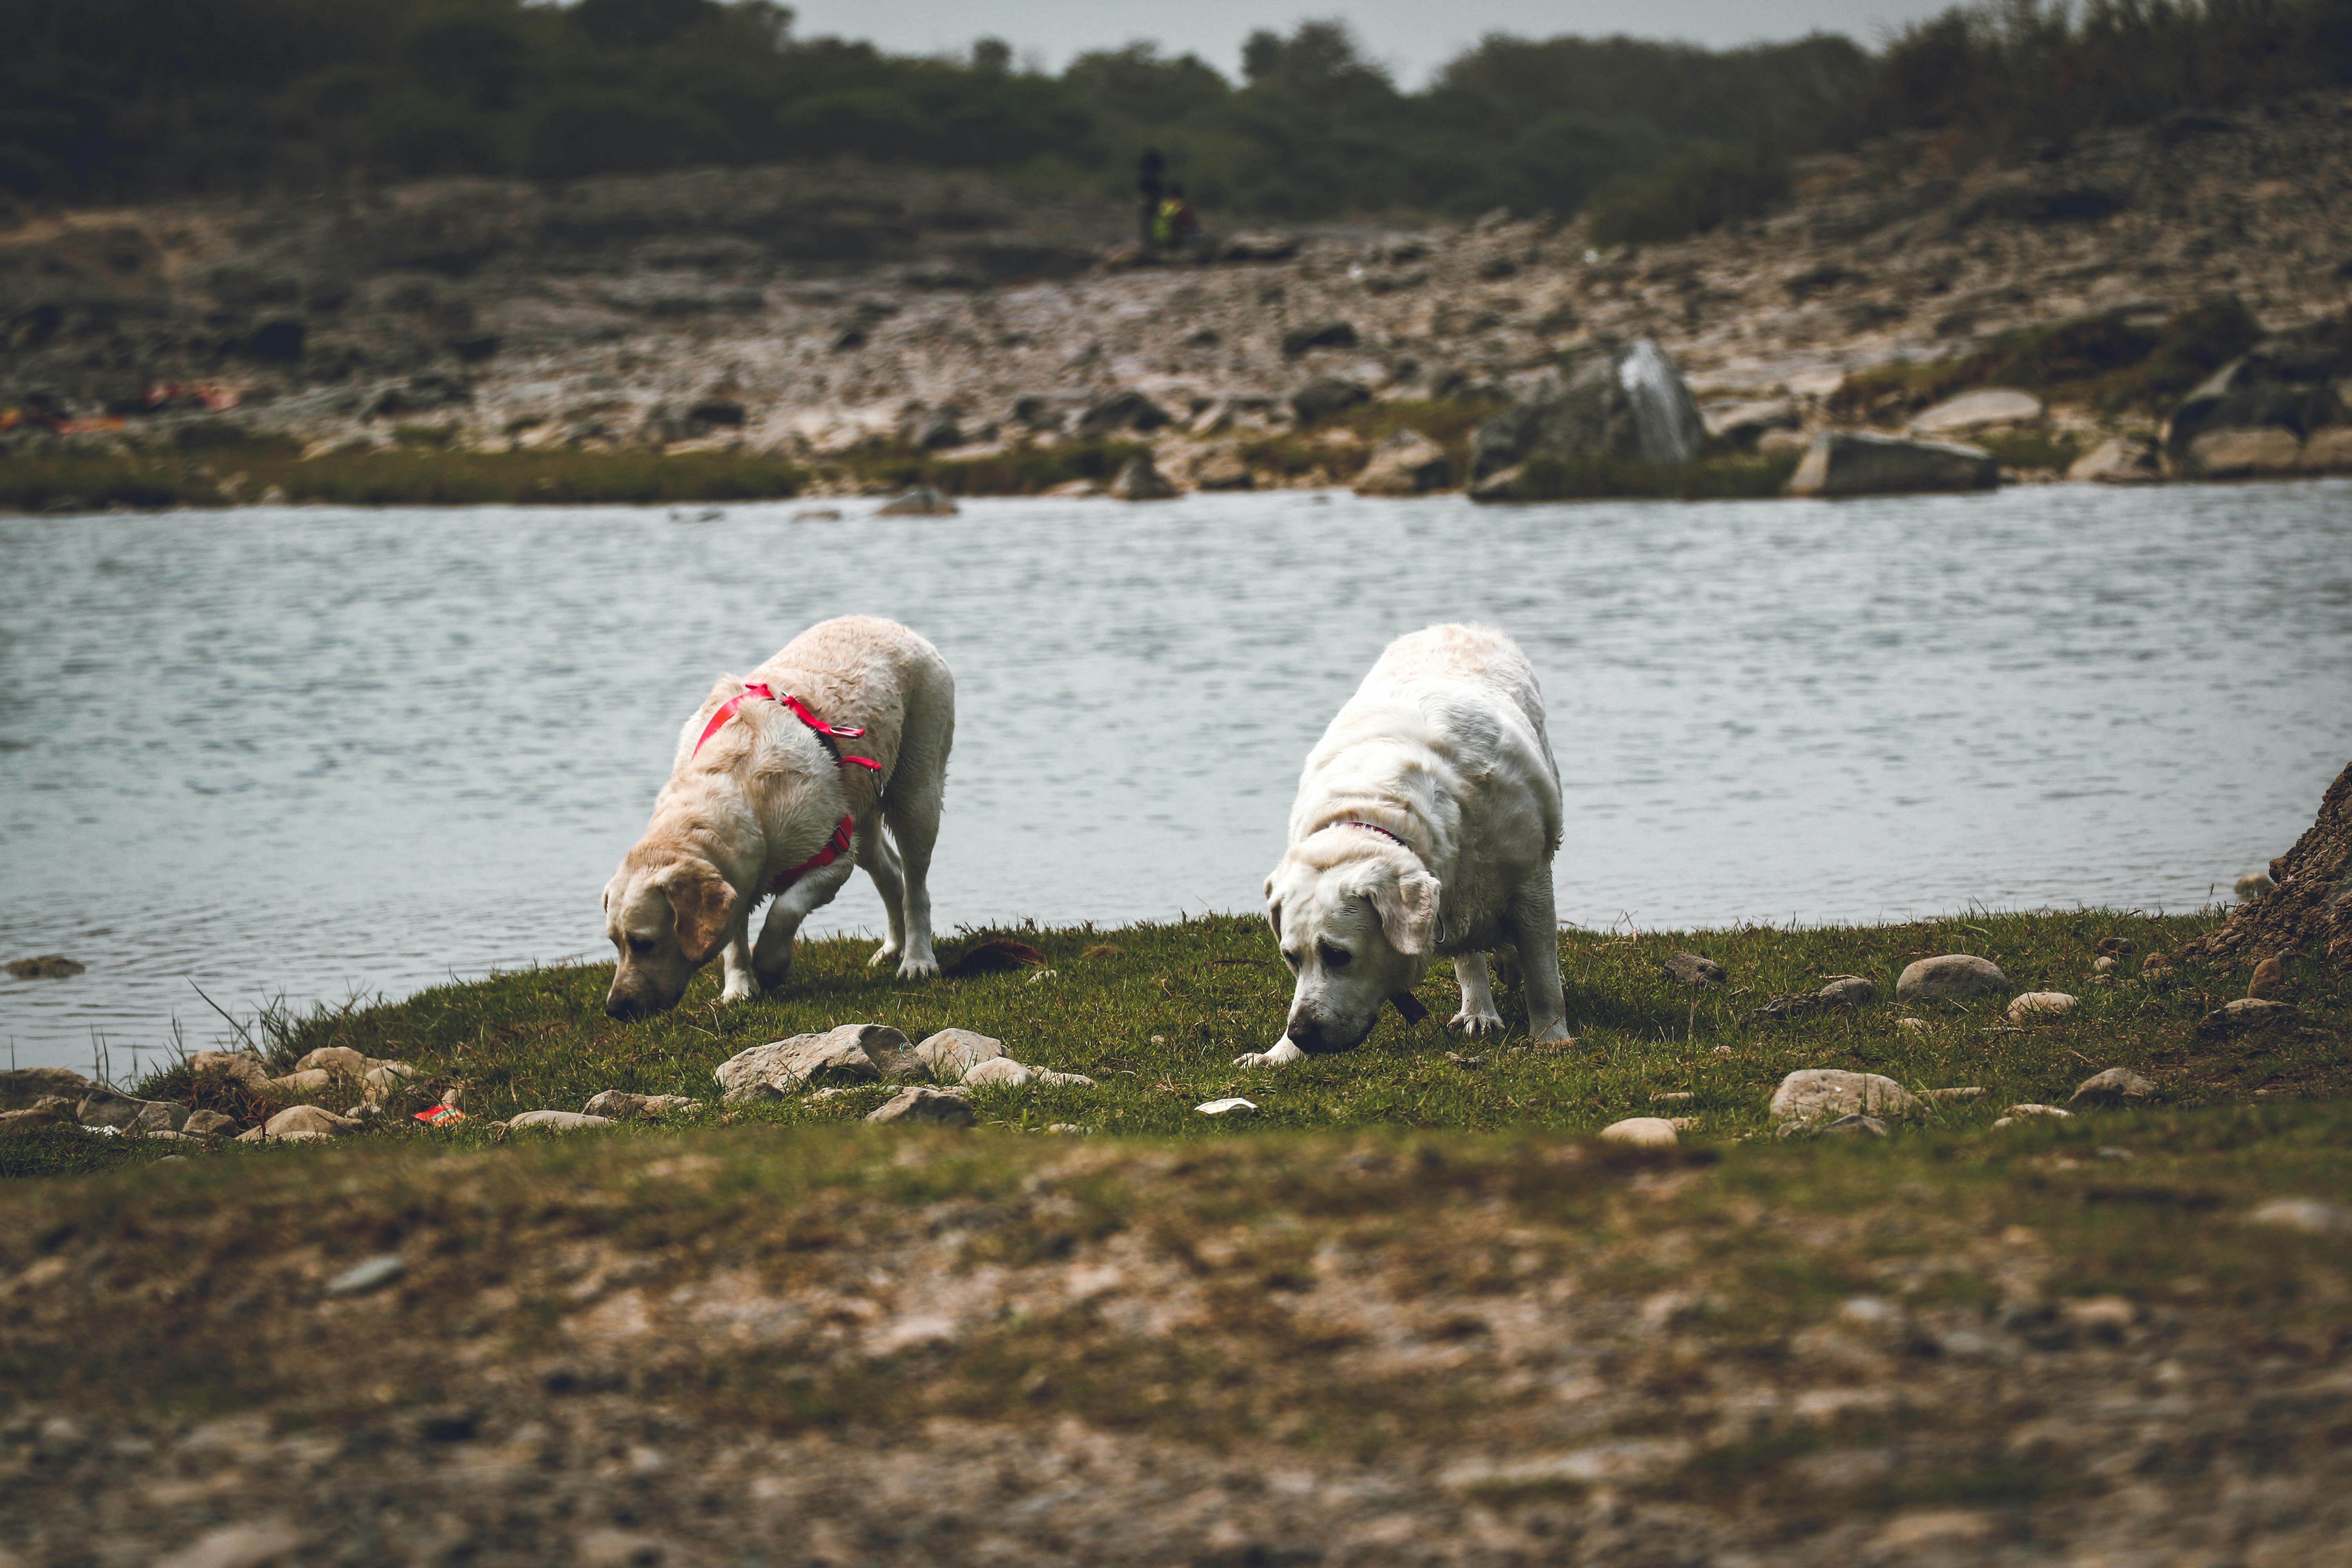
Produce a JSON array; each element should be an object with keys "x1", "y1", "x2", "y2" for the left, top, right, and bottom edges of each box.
[{"x1": 9, "y1": 92, "x2": 2352, "y2": 506}]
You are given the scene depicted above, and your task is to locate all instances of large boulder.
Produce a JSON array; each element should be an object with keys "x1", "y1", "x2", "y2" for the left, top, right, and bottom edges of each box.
[
  {"x1": 1467, "y1": 337, "x2": 1705, "y2": 491},
  {"x1": 0, "y1": 1067, "x2": 93, "y2": 1111},
  {"x1": 1907, "y1": 388, "x2": 2043, "y2": 437},
  {"x1": 2165, "y1": 321, "x2": 2352, "y2": 472},
  {"x1": 715, "y1": 1024, "x2": 919, "y2": 1100},
  {"x1": 1291, "y1": 377, "x2": 1371, "y2": 426},
  {"x1": 2067, "y1": 436, "x2": 2163, "y2": 485},
  {"x1": 1786, "y1": 432, "x2": 1998, "y2": 497},
  {"x1": 1108, "y1": 452, "x2": 1178, "y2": 501},
  {"x1": 1352, "y1": 428, "x2": 1452, "y2": 495},
  {"x1": 1076, "y1": 390, "x2": 1172, "y2": 437},
  {"x1": 1769, "y1": 1070, "x2": 1921, "y2": 1125}
]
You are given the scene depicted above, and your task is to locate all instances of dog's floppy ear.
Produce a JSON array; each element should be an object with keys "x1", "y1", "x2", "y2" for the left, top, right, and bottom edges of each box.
[
  {"x1": 1366, "y1": 866, "x2": 1439, "y2": 957},
  {"x1": 1264, "y1": 870, "x2": 1282, "y2": 939},
  {"x1": 664, "y1": 867, "x2": 738, "y2": 964}
]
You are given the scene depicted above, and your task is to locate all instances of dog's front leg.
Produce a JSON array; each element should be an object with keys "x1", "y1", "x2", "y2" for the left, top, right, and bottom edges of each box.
[
  {"x1": 717, "y1": 914, "x2": 759, "y2": 1005},
  {"x1": 1232, "y1": 1040, "x2": 1307, "y2": 1069},
  {"x1": 1450, "y1": 952, "x2": 1505, "y2": 1035}
]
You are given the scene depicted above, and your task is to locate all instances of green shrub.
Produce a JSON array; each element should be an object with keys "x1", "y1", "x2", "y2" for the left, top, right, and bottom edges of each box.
[{"x1": 1584, "y1": 144, "x2": 1792, "y2": 245}]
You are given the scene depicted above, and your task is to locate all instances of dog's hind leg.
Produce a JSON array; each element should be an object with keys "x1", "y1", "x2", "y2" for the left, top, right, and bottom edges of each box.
[
  {"x1": 879, "y1": 768, "x2": 946, "y2": 983},
  {"x1": 1450, "y1": 953, "x2": 1505, "y2": 1036},
  {"x1": 857, "y1": 828, "x2": 908, "y2": 971},
  {"x1": 1506, "y1": 878, "x2": 1570, "y2": 1043}
]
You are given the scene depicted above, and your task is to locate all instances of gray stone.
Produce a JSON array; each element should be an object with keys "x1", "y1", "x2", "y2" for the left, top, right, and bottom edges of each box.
[
  {"x1": 0, "y1": 1065, "x2": 94, "y2": 1110},
  {"x1": 582, "y1": 1090, "x2": 696, "y2": 1119},
  {"x1": 324, "y1": 1255, "x2": 406, "y2": 1298},
  {"x1": 2163, "y1": 325, "x2": 2350, "y2": 461},
  {"x1": 1352, "y1": 428, "x2": 1451, "y2": 495},
  {"x1": 151, "y1": 1521, "x2": 308, "y2": 1568},
  {"x1": 2197, "y1": 996, "x2": 2298, "y2": 1036},
  {"x1": 1075, "y1": 389, "x2": 1172, "y2": 436},
  {"x1": 1219, "y1": 231, "x2": 1300, "y2": 262},
  {"x1": 2188, "y1": 426, "x2": 2301, "y2": 476},
  {"x1": 715, "y1": 1024, "x2": 916, "y2": 1100},
  {"x1": 1907, "y1": 387, "x2": 2044, "y2": 437},
  {"x1": 1107, "y1": 452, "x2": 1178, "y2": 501},
  {"x1": 2007, "y1": 991, "x2": 2078, "y2": 1020},
  {"x1": 1895, "y1": 954, "x2": 2011, "y2": 1004},
  {"x1": 864, "y1": 1087, "x2": 976, "y2": 1126},
  {"x1": 183, "y1": 1109, "x2": 238, "y2": 1137},
  {"x1": 2067, "y1": 436, "x2": 2163, "y2": 484},
  {"x1": 2001, "y1": 1103, "x2": 2072, "y2": 1121},
  {"x1": 1599, "y1": 1116, "x2": 1678, "y2": 1147},
  {"x1": 1663, "y1": 951, "x2": 1725, "y2": 987},
  {"x1": 187, "y1": 1050, "x2": 270, "y2": 1089},
  {"x1": 1195, "y1": 1097, "x2": 1257, "y2": 1116},
  {"x1": 1816, "y1": 975, "x2": 1877, "y2": 1006},
  {"x1": 1468, "y1": 336, "x2": 1705, "y2": 490},
  {"x1": 2248, "y1": 1197, "x2": 2352, "y2": 1236},
  {"x1": 960, "y1": 1057, "x2": 1037, "y2": 1087},
  {"x1": 131, "y1": 1099, "x2": 192, "y2": 1133},
  {"x1": 1819, "y1": 1113, "x2": 1889, "y2": 1137},
  {"x1": 507, "y1": 1109, "x2": 615, "y2": 1131},
  {"x1": 78, "y1": 1087, "x2": 168, "y2": 1131},
  {"x1": 1769, "y1": 1069, "x2": 1921, "y2": 1124},
  {"x1": 264, "y1": 1104, "x2": 362, "y2": 1138},
  {"x1": 1291, "y1": 376, "x2": 1372, "y2": 425},
  {"x1": 1924, "y1": 1086, "x2": 1984, "y2": 1102},
  {"x1": 874, "y1": 486, "x2": 958, "y2": 517},
  {"x1": 1036, "y1": 1069, "x2": 1095, "y2": 1087},
  {"x1": 1703, "y1": 398, "x2": 1799, "y2": 446},
  {"x1": 267, "y1": 1068, "x2": 334, "y2": 1095},
  {"x1": 294, "y1": 1046, "x2": 367, "y2": 1076},
  {"x1": 914, "y1": 1028, "x2": 1005, "y2": 1080},
  {"x1": 2070, "y1": 1067, "x2": 2157, "y2": 1107},
  {"x1": 1786, "y1": 431, "x2": 1999, "y2": 497},
  {"x1": 1281, "y1": 319, "x2": 1358, "y2": 357},
  {"x1": 0, "y1": 1106, "x2": 66, "y2": 1137}
]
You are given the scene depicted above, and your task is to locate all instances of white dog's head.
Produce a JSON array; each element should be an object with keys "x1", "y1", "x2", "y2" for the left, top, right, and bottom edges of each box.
[
  {"x1": 1263, "y1": 830, "x2": 1439, "y2": 1053},
  {"x1": 602, "y1": 843, "x2": 738, "y2": 1020}
]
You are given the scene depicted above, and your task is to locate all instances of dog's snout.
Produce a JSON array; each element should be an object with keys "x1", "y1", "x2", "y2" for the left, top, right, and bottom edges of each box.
[
  {"x1": 605, "y1": 991, "x2": 653, "y2": 1022},
  {"x1": 1285, "y1": 1015, "x2": 1326, "y2": 1051}
]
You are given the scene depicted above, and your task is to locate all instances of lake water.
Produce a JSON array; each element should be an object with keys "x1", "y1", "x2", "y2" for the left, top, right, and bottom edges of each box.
[{"x1": 4, "y1": 484, "x2": 2348, "y2": 1073}]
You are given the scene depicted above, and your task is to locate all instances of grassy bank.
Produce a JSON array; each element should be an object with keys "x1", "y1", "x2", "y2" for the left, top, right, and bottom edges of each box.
[
  {"x1": 2, "y1": 908, "x2": 2347, "y2": 1558},
  {"x1": 15, "y1": 906, "x2": 2344, "y2": 1180}
]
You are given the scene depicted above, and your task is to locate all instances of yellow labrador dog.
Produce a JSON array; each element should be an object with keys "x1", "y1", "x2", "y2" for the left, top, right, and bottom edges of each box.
[
  {"x1": 1237, "y1": 623, "x2": 1569, "y2": 1066},
  {"x1": 603, "y1": 615, "x2": 954, "y2": 1020}
]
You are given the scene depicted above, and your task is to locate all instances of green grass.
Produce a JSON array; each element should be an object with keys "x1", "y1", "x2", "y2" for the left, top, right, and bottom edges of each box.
[
  {"x1": 1829, "y1": 298, "x2": 2261, "y2": 426},
  {"x1": 1506, "y1": 451, "x2": 1801, "y2": 500},
  {"x1": 19, "y1": 905, "x2": 2338, "y2": 1180},
  {"x1": 834, "y1": 437, "x2": 1147, "y2": 495},
  {"x1": 0, "y1": 443, "x2": 812, "y2": 510}
]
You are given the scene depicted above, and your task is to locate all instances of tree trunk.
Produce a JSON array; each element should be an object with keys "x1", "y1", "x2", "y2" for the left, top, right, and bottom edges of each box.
[{"x1": 2158, "y1": 758, "x2": 2352, "y2": 971}]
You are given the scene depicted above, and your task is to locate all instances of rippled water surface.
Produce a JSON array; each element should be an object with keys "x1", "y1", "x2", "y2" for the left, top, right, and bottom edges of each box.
[{"x1": 4, "y1": 485, "x2": 2348, "y2": 1070}]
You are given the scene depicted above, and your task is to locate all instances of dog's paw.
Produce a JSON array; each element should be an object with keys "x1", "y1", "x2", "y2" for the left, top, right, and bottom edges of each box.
[
  {"x1": 1450, "y1": 1008, "x2": 1506, "y2": 1037},
  {"x1": 1232, "y1": 1041, "x2": 1307, "y2": 1069},
  {"x1": 867, "y1": 943, "x2": 902, "y2": 969},
  {"x1": 1530, "y1": 1019, "x2": 1573, "y2": 1045},
  {"x1": 719, "y1": 977, "x2": 759, "y2": 1005},
  {"x1": 896, "y1": 953, "x2": 941, "y2": 981}
]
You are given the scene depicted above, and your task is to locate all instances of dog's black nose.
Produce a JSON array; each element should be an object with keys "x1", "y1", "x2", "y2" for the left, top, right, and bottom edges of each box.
[
  {"x1": 605, "y1": 994, "x2": 648, "y2": 1022},
  {"x1": 1285, "y1": 1016, "x2": 1325, "y2": 1051}
]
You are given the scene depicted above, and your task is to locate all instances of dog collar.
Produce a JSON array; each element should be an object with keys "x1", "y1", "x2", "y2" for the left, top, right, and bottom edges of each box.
[
  {"x1": 693, "y1": 683, "x2": 883, "y2": 771},
  {"x1": 1343, "y1": 820, "x2": 1408, "y2": 848},
  {"x1": 773, "y1": 813, "x2": 857, "y2": 893}
]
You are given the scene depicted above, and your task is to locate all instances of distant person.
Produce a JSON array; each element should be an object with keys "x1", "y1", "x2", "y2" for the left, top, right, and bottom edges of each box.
[{"x1": 1137, "y1": 147, "x2": 1166, "y2": 249}]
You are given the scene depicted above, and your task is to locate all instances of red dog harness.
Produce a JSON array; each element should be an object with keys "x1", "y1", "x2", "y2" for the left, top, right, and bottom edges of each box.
[{"x1": 691, "y1": 683, "x2": 883, "y2": 892}]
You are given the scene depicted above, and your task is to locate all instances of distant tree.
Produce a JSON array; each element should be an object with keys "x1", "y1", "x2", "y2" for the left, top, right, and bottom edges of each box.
[{"x1": 569, "y1": 0, "x2": 720, "y2": 50}]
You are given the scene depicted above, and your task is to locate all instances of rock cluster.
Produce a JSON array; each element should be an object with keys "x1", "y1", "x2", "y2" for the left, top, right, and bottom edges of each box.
[{"x1": 711, "y1": 1023, "x2": 1095, "y2": 1112}]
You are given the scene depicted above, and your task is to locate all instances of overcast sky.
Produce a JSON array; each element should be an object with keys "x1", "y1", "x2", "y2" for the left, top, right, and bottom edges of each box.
[{"x1": 778, "y1": 2, "x2": 1965, "y2": 83}]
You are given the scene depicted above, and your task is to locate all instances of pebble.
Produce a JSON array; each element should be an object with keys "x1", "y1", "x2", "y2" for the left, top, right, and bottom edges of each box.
[
  {"x1": 507, "y1": 1110, "x2": 615, "y2": 1132},
  {"x1": 1894, "y1": 954, "x2": 2010, "y2": 1004},
  {"x1": 1816, "y1": 975, "x2": 1877, "y2": 1006},
  {"x1": 2196, "y1": 997, "x2": 2298, "y2": 1037},
  {"x1": 1819, "y1": 1113, "x2": 1889, "y2": 1137},
  {"x1": 2097, "y1": 1146, "x2": 2135, "y2": 1161},
  {"x1": 1663, "y1": 951, "x2": 1726, "y2": 987},
  {"x1": 2235, "y1": 872, "x2": 2275, "y2": 901},
  {"x1": 1895, "y1": 1017, "x2": 1928, "y2": 1033},
  {"x1": 1599, "y1": 1117, "x2": 1678, "y2": 1148},
  {"x1": 294, "y1": 1046, "x2": 367, "y2": 1076},
  {"x1": 2096, "y1": 936, "x2": 2134, "y2": 957},
  {"x1": 152, "y1": 1521, "x2": 308, "y2": 1568},
  {"x1": 2093, "y1": 956, "x2": 2118, "y2": 974},
  {"x1": 2246, "y1": 957, "x2": 2283, "y2": 1000},
  {"x1": 2069, "y1": 1067, "x2": 2157, "y2": 1107},
  {"x1": 1046, "y1": 1123, "x2": 1083, "y2": 1134},
  {"x1": 2007, "y1": 991, "x2": 2078, "y2": 1021},
  {"x1": 1999, "y1": 1103, "x2": 2072, "y2": 1125},
  {"x1": 323, "y1": 1255, "x2": 405, "y2": 1297},
  {"x1": 2248, "y1": 1198, "x2": 2351, "y2": 1235},
  {"x1": 960, "y1": 1057, "x2": 1037, "y2": 1087},
  {"x1": 1653, "y1": 1092, "x2": 1693, "y2": 1104},
  {"x1": 1924, "y1": 1086, "x2": 1984, "y2": 1101},
  {"x1": 1196, "y1": 1098, "x2": 1257, "y2": 1116},
  {"x1": 864, "y1": 1087, "x2": 976, "y2": 1126},
  {"x1": 1769, "y1": 1069, "x2": 1920, "y2": 1125}
]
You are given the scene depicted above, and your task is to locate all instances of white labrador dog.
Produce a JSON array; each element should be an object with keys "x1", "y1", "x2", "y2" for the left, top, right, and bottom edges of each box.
[
  {"x1": 1237, "y1": 624, "x2": 1569, "y2": 1066},
  {"x1": 603, "y1": 615, "x2": 954, "y2": 1020}
]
